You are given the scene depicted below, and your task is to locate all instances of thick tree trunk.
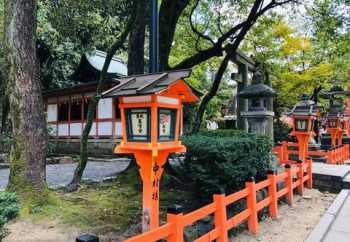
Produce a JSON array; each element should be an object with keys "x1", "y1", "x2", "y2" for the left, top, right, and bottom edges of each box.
[
  {"x1": 159, "y1": 0, "x2": 190, "y2": 71},
  {"x1": 4, "y1": 0, "x2": 48, "y2": 203},
  {"x1": 127, "y1": 0, "x2": 147, "y2": 75}
]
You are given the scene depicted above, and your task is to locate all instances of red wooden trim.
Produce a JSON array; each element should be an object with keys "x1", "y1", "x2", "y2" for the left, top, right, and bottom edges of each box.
[
  {"x1": 56, "y1": 96, "x2": 59, "y2": 137},
  {"x1": 68, "y1": 95, "x2": 71, "y2": 137},
  {"x1": 96, "y1": 99, "x2": 99, "y2": 137},
  {"x1": 81, "y1": 94, "x2": 84, "y2": 135},
  {"x1": 112, "y1": 98, "x2": 116, "y2": 138}
]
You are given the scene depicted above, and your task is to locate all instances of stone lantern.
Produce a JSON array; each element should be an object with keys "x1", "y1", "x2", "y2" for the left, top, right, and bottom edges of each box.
[{"x1": 238, "y1": 71, "x2": 276, "y2": 136}]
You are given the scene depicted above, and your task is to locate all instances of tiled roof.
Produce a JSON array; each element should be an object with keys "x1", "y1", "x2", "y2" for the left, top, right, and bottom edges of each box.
[{"x1": 102, "y1": 69, "x2": 201, "y2": 99}]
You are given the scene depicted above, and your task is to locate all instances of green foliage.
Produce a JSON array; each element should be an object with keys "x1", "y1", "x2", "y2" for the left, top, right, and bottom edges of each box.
[
  {"x1": 37, "y1": 0, "x2": 132, "y2": 89},
  {"x1": 273, "y1": 122, "x2": 292, "y2": 144},
  {"x1": 310, "y1": 0, "x2": 350, "y2": 89},
  {"x1": 176, "y1": 130, "x2": 272, "y2": 204},
  {"x1": 0, "y1": 132, "x2": 11, "y2": 153},
  {"x1": 0, "y1": 192, "x2": 19, "y2": 238},
  {"x1": 243, "y1": 16, "x2": 334, "y2": 113}
]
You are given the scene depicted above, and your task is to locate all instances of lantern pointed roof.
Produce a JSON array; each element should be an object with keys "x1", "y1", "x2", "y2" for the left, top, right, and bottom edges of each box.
[
  {"x1": 102, "y1": 69, "x2": 201, "y2": 103},
  {"x1": 289, "y1": 94, "x2": 317, "y2": 116}
]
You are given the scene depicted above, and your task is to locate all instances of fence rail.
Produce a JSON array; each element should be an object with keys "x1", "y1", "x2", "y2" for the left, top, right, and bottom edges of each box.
[
  {"x1": 273, "y1": 141, "x2": 349, "y2": 165},
  {"x1": 124, "y1": 160, "x2": 312, "y2": 242}
]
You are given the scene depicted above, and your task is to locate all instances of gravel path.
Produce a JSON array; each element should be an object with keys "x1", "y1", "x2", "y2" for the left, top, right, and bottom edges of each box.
[
  {"x1": 232, "y1": 189, "x2": 336, "y2": 242},
  {"x1": 0, "y1": 160, "x2": 129, "y2": 189}
]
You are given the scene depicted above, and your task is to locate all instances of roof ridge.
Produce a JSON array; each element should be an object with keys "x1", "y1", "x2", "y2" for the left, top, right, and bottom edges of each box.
[
  {"x1": 101, "y1": 77, "x2": 136, "y2": 96},
  {"x1": 136, "y1": 73, "x2": 168, "y2": 93},
  {"x1": 113, "y1": 69, "x2": 191, "y2": 80},
  {"x1": 88, "y1": 50, "x2": 125, "y2": 64}
]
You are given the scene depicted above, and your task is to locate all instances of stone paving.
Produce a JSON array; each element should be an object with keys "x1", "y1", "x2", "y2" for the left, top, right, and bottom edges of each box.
[
  {"x1": 0, "y1": 159, "x2": 129, "y2": 190},
  {"x1": 307, "y1": 189, "x2": 350, "y2": 242},
  {"x1": 312, "y1": 162, "x2": 350, "y2": 192}
]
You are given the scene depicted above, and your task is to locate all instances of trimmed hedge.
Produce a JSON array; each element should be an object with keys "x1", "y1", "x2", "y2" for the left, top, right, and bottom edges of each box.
[
  {"x1": 176, "y1": 129, "x2": 273, "y2": 204},
  {"x1": 0, "y1": 192, "x2": 19, "y2": 238}
]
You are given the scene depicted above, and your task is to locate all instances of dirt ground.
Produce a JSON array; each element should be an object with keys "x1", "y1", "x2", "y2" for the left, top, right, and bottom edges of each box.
[
  {"x1": 2, "y1": 189, "x2": 335, "y2": 242},
  {"x1": 3, "y1": 219, "x2": 79, "y2": 242},
  {"x1": 233, "y1": 189, "x2": 336, "y2": 242}
]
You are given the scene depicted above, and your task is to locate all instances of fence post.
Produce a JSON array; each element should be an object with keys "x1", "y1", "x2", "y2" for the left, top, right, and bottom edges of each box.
[
  {"x1": 245, "y1": 177, "x2": 258, "y2": 234},
  {"x1": 213, "y1": 189, "x2": 228, "y2": 242},
  {"x1": 285, "y1": 164, "x2": 293, "y2": 205},
  {"x1": 267, "y1": 170, "x2": 278, "y2": 218},
  {"x1": 167, "y1": 205, "x2": 184, "y2": 242},
  {"x1": 306, "y1": 157, "x2": 313, "y2": 189},
  {"x1": 282, "y1": 141, "x2": 288, "y2": 163},
  {"x1": 297, "y1": 160, "x2": 304, "y2": 196}
]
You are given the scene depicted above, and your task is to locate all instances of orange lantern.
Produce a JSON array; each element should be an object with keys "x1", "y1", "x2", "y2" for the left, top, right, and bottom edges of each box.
[
  {"x1": 290, "y1": 94, "x2": 317, "y2": 162},
  {"x1": 327, "y1": 105, "x2": 345, "y2": 147},
  {"x1": 102, "y1": 69, "x2": 200, "y2": 231}
]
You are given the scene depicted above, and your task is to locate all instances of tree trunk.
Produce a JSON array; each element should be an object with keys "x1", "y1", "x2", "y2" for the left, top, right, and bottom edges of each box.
[
  {"x1": 127, "y1": 0, "x2": 147, "y2": 75},
  {"x1": 159, "y1": 0, "x2": 190, "y2": 71},
  {"x1": 4, "y1": 0, "x2": 48, "y2": 203},
  {"x1": 1, "y1": 96, "x2": 9, "y2": 134},
  {"x1": 192, "y1": 54, "x2": 231, "y2": 133},
  {"x1": 68, "y1": 11, "x2": 136, "y2": 191}
]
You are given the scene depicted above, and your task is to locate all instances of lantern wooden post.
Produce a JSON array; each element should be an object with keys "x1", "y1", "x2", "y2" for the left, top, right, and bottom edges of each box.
[
  {"x1": 102, "y1": 70, "x2": 199, "y2": 232},
  {"x1": 327, "y1": 117, "x2": 343, "y2": 148},
  {"x1": 294, "y1": 133, "x2": 310, "y2": 162}
]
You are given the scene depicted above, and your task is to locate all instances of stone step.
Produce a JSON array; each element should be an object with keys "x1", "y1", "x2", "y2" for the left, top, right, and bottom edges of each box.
[{"x1": 313, "y1": 163, "x2": 350, "y2": 192}]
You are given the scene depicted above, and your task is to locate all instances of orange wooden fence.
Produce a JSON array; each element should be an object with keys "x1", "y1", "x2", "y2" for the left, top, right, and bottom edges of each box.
[
  {"x1": 273, "y1": 141, "x2": 349, "y2": 165},
  {"x1": 124, "y1": 160, "x2": 312, "y2": 242}
]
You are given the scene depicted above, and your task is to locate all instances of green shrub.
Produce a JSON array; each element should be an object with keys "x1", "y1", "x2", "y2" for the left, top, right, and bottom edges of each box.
[
  {"x1": 0, "y1": 133, "x2": 12, "y2": 153},
  {"x1": 0, "y1": 192, "x2": 19, "y2": 238},
  {"x1": 173, "y1": 129, "x2": 273, "y2": 204},
  {"x1": 274, "y1": 121, "x2": 292, "y2": 144}
]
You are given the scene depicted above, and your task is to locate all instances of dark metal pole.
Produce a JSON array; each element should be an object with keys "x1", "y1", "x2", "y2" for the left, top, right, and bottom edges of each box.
[{"x1": 149, "y1": 0, "x2": 159, "y2": 73}]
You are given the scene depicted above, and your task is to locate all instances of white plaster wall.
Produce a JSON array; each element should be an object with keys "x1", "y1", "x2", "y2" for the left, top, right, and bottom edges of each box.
[
  {"x1": 58, "y1": 124, "x2": 69, "y2": 136},
  {"x1": 98, "y1": 122, "x2": 112, "y2": 136},
  {"x1": 115, "y1": 121, "x2": 122, "y2": 136},
  {"x1": 70, "y1": 123, "x2": 82, "y2": 136},
  {"x1": 47, "y1": 104, "x2": 57, "y2": 122},
  {"x1": 98, "y1": 98, "x2": 112, "y2": 119},
  {"x1": 83, "y1": 122, "x2": 96, "y2": 136}
]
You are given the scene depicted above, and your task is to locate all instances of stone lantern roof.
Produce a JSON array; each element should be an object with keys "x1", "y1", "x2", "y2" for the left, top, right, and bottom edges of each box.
[{"x1": 238, "y1": 71, "x2": 276, "y2": 98}]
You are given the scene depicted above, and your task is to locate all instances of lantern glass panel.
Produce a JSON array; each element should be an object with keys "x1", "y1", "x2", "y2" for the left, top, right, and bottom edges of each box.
[
  {"x1": 158, "y1": 108, "x2": 176, "y2": 141},
  {"x1": 125, "y1": 108, "x2": 151, "y2": 142},
  {"x1": 295, "y1": 119, "x2": 308, "y2": 132}
]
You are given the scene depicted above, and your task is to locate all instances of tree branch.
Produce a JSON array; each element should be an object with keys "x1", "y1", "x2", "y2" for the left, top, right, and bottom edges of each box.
[
  {"x1": 189, "y1": 0, "x2": 216, "y2": 46},
  {"x1": 172, "y1": 0, "x2": 297, "y2": 70},
  {"x1": 191, "y1": 0, "x2": 298, "y2": 133}
]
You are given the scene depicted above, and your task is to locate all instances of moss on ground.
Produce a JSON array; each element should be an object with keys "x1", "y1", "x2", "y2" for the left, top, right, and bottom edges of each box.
[
  {"x1": 25, "y1": 181, "x2": 142, "y2": 233},
  {"x1": 21, "y1": 172, "x2": 191, "y2": 236}
]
